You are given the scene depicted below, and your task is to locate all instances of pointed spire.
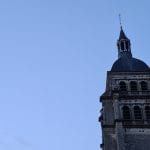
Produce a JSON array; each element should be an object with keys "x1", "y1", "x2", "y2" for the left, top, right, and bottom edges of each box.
[{"x1": 119, "y1": 27, "x2": 128, "y2": 40}]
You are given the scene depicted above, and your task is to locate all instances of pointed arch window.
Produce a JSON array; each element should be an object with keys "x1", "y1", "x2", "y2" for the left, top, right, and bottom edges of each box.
[
  {"x1": 122, "y1": 106, "x2": 131, "y2": 120},
  {"x1": 130, "y1": 81, "x2": 138, "y2": 91},
  {"x1": 145, "y1": 106, "x2": 150, "y2": 120},
  {"x1": 140, "y1": 81, "x2": 148, "y2": 91},
  {"x1": 119, "y1": 81, "x2": 127, "y2": 91},
  {"x1": 134, "y1": 106, "x2": 142, "y2": 120}
]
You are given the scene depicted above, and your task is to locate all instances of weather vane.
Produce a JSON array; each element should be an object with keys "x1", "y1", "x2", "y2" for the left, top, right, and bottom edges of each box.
[{"x1": 119, "y1": 14, "x2": 122, "y2": 29}]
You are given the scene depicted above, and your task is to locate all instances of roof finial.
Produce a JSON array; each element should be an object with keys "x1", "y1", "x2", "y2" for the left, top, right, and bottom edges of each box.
[{"x1": 119, "y1": 14, "x2": 122, "y2": 29}]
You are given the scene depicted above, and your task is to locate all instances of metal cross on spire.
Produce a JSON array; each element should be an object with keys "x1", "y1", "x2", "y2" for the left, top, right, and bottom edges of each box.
[{"x1": 119, "y1": 14, "x2": 122, "y2": 29}]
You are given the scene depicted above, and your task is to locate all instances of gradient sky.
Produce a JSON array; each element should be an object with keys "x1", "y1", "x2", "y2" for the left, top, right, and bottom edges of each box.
[{"x1": 0, "y1": 0, "x2": 150, "y2": 150}]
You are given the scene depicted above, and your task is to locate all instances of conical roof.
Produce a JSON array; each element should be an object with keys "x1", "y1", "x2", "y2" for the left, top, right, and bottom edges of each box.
[{"x1": 119, "y1": 27, "x2": 129, "y2": 40}]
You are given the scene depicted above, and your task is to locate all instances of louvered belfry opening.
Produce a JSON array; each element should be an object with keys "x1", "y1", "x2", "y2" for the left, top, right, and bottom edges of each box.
[
  {"x1": 122, "y1": 106, "x2": 131, "y2": 120},
  {"x1": 141, "y1": 81, "x2": 148, "y2": 91},
  {"x1": 130, "y1": 81, "x2": 138, "y2": 94},
  {"x1": 134, "y1": 106, "x2": 142, "y2": 120},
  {"x1": 145, "y1": 106, "x2": 150, "y2": 120},
  {"x1": 119, "y1": 81, "x2": 127, "y2": 91}
]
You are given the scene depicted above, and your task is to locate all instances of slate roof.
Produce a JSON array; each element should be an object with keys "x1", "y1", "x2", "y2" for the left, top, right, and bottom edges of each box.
[{"x1": 111, "y1": 55, "x2": 149, "y2": 72}]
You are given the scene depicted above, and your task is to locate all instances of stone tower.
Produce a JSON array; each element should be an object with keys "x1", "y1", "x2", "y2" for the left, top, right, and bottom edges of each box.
[{"x1": 99, "y1": 27, "x2": 150, "y2": 150}]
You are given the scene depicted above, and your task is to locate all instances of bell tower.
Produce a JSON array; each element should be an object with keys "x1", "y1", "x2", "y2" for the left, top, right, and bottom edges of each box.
[{"x1": 99, "y1": 28, "x2": 150, "y2": 150}]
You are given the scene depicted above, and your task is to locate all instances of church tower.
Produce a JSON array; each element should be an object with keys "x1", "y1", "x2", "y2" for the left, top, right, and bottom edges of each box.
[{"x1": 99, "y1": 27, "x2": 150, "y2": 150}]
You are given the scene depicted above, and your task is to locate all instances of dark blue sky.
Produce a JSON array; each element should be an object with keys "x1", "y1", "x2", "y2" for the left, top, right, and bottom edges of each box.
[{"x1": 0, "y1": 0, "x2": 149, "y2": 149}]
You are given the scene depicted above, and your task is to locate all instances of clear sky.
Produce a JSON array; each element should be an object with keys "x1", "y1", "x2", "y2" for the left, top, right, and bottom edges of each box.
[{"x1": 0, "y1": 0, "x2": 150, "y2": 150}]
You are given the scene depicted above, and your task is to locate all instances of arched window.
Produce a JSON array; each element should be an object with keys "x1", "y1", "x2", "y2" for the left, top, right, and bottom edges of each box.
[
  {"x1": 134, "y1": 106, "x2": 142, "y2": 120},
  {"x1": 140, "y1": 81, "x2": 148, "y2": 91},
  {"x1": 130, "y1": 81, "x2": 138, "y2": 91},
  {"x1": 121, "y1": 42, "x2": 124, "y2": 50},
  {"x1": 122, "y1": 106, "x2": 131, "y2": 120},
  {"x1": 119, "y1": 81, "x2": 127, "y2": 91},
  {"x1": 145, "y1": 106, "x2": 150, "y2": 120},
  {"x1": 126, "y1": 41, "x2": 128, "y2": 50}
]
